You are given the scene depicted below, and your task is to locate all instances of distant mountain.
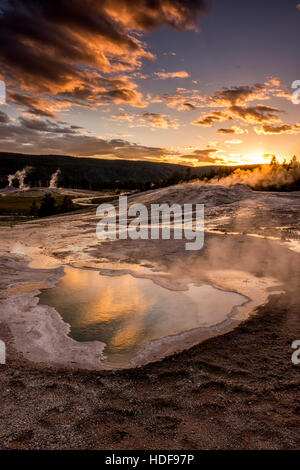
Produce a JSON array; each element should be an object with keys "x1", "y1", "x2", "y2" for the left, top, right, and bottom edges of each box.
[{"x1": 0, "y1": 152, "x2": 221, "y2": 190}]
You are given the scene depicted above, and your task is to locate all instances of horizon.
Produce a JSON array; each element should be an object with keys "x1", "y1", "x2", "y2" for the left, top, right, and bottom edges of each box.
[
  {"x1": 0, "y1": 1, "x2": 299, "y2": 166},
  {"x1": 0, "y1": 149, "x2": 272, "y2": 169}
]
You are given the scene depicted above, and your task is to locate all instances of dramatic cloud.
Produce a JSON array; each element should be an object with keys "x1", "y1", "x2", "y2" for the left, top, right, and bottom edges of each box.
[
  {"x1": 9, "y1": 92, "x2": 60, "y2": 118},
  {"x1": 180, "y1": 102, "x2": 197, "y2": 110},
  {"x1": 229, "y1": 104, "x2": 282, "y2": 124},
  {"x1": 154, "y1": 87, "x2": 205, "y2": 110},
  {"x1": 204, "y1": 78, "x2": 291, "y2": 108},
  {"x1": 180, "y1": 148, "x2": 224, "y2": 164},
  {"x1": 112, "y1": 112, "x2": 178, "y2": 129},
  {"x1": 265, "y1": 77, "x2": 281, "y2": 87},
  {"x1": 154, "y1": 70, "x2": 190, "y2": 79},
  {"x1": 0, "y1": 112, "x2": 167, "y2": 160},
  {"x1": 192, "y1": 111, "x2": 230, "y2": 126},
  {"x1": 206, "y1": 84, "x2": 269, "y2": 107},
  {"x1": 0, "y1": 2, "x2": 295, "y2": 166},
  {"x1": 111, "y1": 112, "x2": 135, "y2": 123},
  {"x1": 217, "y1": 126, "x2": 246, "y2": 135},
  {"x1": 18, "y1": 117, "x2": 83, "y2": 134},
  {"x1": 193, "y1": 104, "x2": 282, "y2": 127},
  {"x1": 0, "y1": 0, "x2": 209, "y2": 112},
  {"x1": 156, "y1": 77, "x2": 290, "y2": 114},
  {"x1": 141, "y1": 113, "x2": 179, "y2": 128},
  {"x1": 255, "y1": 123, "x2": 300, "y2": 135}
]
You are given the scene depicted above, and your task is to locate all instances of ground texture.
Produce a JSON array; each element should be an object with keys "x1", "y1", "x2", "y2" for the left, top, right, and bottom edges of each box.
[{"x1": 0, "y1": 184, "x2": 299, "y2": 449}]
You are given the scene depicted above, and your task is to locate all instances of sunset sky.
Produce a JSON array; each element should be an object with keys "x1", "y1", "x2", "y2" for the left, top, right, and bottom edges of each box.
[{"x1": 0, "y1": 0, "x2": 299, "y2": 166}]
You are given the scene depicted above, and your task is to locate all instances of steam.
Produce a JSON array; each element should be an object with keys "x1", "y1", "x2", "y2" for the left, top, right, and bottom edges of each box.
[
  {"x1": 49, "y1": 169, "x2": 61, "y2": 189},
  {"x1": 208, "y1": 157, "x2": 300, "y2": 190},
  {"x1": 7, "y1": 166, "x2": 32, "y2": 190}
]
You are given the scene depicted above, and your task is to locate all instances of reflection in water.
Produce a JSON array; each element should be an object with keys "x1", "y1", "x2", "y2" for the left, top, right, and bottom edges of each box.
[{"x1": 39, "y1": 267, "x2": 247, "y2": 365}]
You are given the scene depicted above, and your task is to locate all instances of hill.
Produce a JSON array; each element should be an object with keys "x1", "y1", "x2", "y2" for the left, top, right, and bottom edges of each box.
[{"x1": 0, "y1": 152, "x2": 221, "y2": 190}]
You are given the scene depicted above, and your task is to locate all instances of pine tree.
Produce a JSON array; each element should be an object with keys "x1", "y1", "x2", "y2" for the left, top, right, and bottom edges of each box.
[
  {"x1": 38, "y1": 193, "x2": 57, "y2": 217},
  {"x1": 60, "y1": 195, "x2": 74, "y2": 213},
  {"x1": 29, "y1": 200, "x2": 38, "y2": 217}
]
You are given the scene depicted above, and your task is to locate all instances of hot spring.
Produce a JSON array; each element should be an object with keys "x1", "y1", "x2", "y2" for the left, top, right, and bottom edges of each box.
[{"x1": 38, "y1": 266, "x2": 248, "y2": 367}]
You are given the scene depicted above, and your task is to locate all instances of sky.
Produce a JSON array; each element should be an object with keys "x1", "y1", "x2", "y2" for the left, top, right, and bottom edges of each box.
[{"x1": 0, "y1": 0, "x2": 299, "y2": 166}]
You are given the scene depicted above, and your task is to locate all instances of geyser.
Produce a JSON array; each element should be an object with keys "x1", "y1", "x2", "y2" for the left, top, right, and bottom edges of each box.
[
  {"x1": 49, "y1": 169, "x2": 61, "y2": 189},
  {"x1": 7, "y1": 166, "x2": 32, "y2": 190}
]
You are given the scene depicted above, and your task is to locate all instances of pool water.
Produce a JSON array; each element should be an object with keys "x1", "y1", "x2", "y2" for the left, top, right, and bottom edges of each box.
[{"x1": 39, "y1": 267, "x2": 247, "y2": 366}]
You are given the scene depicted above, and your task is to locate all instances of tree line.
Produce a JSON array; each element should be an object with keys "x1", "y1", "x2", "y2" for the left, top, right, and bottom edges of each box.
[{"x1": 30, "y1": 195, "x2": 75, "y2": 218}]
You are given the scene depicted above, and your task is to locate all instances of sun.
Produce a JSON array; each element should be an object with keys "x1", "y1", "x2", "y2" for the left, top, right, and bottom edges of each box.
[{"x1": 239, "y1": 151, "x2": 274, "y2": 165}]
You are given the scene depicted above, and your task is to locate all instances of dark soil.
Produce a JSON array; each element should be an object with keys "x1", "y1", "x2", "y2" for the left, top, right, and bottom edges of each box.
[{"x1": 0, "y1": 284, "x2": 299, "y2": 450}]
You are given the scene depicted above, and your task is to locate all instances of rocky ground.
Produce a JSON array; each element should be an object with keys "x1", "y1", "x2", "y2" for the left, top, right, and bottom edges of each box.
[{"x1": 0, "y1": 183, "x2": 299, "y2": 449}]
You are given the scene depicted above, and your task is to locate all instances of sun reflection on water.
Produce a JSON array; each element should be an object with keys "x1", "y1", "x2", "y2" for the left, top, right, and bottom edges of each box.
[{"x1": 39, "y1": 267, "x2": 247, "y2": 365}]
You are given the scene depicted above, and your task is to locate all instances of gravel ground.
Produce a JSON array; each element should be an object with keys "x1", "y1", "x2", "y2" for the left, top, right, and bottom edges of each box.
[{"x1": 0, "y1": 184, "x2": 299, "y2": 449}]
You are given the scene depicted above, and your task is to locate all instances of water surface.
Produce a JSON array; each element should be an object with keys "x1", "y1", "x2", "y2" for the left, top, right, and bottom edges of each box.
[{"x1": 39, "y1": 267, "x2": 247, "y2": 366}]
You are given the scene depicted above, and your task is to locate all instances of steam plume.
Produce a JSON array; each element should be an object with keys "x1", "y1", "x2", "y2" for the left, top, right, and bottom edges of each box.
[
  {"x1": 7, "y1": 166, "x2": 32, "y2": 190},
  {"x1": 208, "y1": 157, "x2": 300, "y2": 190},
  {"x1": 49, "y1": 169, "x2": 61, "y2": 189}
]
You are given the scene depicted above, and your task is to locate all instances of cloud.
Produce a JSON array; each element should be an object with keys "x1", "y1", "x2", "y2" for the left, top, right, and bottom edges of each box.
[
  {"x1": 112, "y1": 111, "x2": 179, "y2": 129},
  {"x1": 0, "y1": 114, "x2": 168, "y2": 160},
  {"x1": 229, "y1": 104, "x2": 282, "y2": 123},
  {"x1": 265, "y1": 77, "x2": 281, "y2": 87},
  {"x1": 205, "y1": 79, "x2": 289, "y2": 108},
  {"x1": 156, "y1": 77, "x2": 290, "y2": 114},
  {"x1": 111, "y1": 112, "x2": 135, "y2": 122},
  {"x1": 255, "y1": 123, "x2": 300, "y2": 135},
  {"x1": 190, "y1": 79, "x2": 292, "y2": 133},
  {"x1": 224, "y1": 139, "x2": 242, "y2": 145},
  {"x1": 9, "y1": 92, "x2": 60, "y2": 118},
  {"x1": 193, "y1": 103, "x2": 282, "y2": 128},
  {"x1": 0, "y1": 0, "x2": 209, "y2": 112},
  {"x1": 154, "y1": 87, "x2": 205, "y2": 110},
  {"x1": 18, "y1": 117, "x2": 83, "y2": 134},
  {"x1": 141, "y1": 113, "x2": 179, "y2": 128},
  {"x1": 154, "y1": 70, "x2": 190, "y2": 79},
  {"x1": 192, "y1": 110, "x2": 230, "y2": 126},
  {"x1": 217, "y1": 126, "x2": 246, "y2": 134},
  {"x1": 54, "y1": 74, "x2": 148, "y2": 108},
  {"x1": 206, "y1": 84, "x2": 269, "y2": 107},
  {"x1": 177, "y1": 102, "x2": 197, "y2": 111},
  {"x1": 180, "y1": 148, "x2": 224, "y2": 164}
]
